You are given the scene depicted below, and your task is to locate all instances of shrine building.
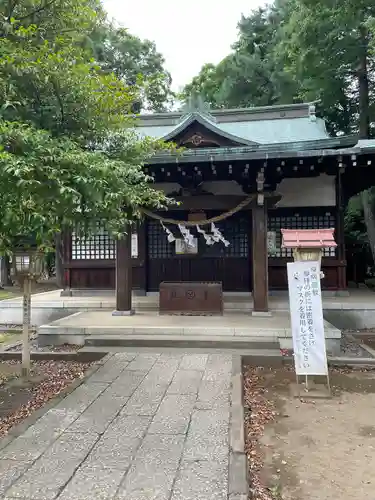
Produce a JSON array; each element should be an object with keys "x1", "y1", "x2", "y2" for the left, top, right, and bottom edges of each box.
[{"x1": 61, "y1": 101, "x2": 375, "y2": 314}]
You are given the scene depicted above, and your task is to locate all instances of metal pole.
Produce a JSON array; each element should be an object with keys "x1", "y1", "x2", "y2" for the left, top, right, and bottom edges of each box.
[{"x1": 21, "y1": 277, "x2": 31, "y2": 378}]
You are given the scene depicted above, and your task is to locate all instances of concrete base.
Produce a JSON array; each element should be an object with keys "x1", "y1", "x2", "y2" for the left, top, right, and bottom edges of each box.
[
  {"x1": 61, "y1": 288, "x2": 146, "y2": 297},
  {"x1": 290, "y1": 382, "x2": 332, "y2": 399},
  {"x1": 37, "y1": 310, "x2": 342, "y2": 351},
  {"x1": 269, "y1": 289, "x2": 350, "y2": 297},
  {"x1": 111, "y1": 309, "x2": 135, "y2": 316},
  {"x1": 279, "y1": 337, "x2": 341, "y2": 357},
  {"x1": 251, "y1": 311, "x2": 272, "y2": 317}
]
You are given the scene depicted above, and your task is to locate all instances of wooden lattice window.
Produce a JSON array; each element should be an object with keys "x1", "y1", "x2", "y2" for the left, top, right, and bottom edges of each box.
[
  {"x1": 148, "y1": 220, "x2": 174, "y2": 259},
  {"x1": 202, "y1": 215, "x2": 249, "y2": 258},
  {"x1": 268, "y1": 210, "x2": 337, "y2": 258},
  {"x1": 71, "y1": 224, "x2": 115, "y2": 260},
  {"x1": 147, "y1": 214, "x2": 249, "y2": 259}
]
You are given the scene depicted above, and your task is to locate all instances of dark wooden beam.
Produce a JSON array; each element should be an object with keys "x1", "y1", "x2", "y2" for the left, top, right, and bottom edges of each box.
[
  {"x1": 336, "y1": 167, "x2": 347, "y2": 290},
  {"x1": 113, "y1": 231, "x2": 134, "y2": 315},
  {"x1": 173, "y1": 195, "x2": 251, "y2": 211},
  {"x1": 164, "y1": 193, "x2": 281, "y2": 211},
  {"x1": 252, "y1": 204, "x2": 270, "y2": 315}
]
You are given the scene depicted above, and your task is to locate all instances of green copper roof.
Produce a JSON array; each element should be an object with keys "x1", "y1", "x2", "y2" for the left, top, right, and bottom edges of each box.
[{"x1": 135, "y1": 102, "x2": 332, "y2": 144}]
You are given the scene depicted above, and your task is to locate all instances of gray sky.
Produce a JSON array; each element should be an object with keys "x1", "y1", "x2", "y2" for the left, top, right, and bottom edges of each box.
[{"x1": 103, "y1": 0, "x2": 267, "y2": 91}]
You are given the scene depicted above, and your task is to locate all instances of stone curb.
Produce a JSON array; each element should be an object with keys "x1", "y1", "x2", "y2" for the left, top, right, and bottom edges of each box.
[
  {"x1": 243, "y1": 354, "x2": 375, "y2": 369},
  {"x1": 228, "y1": 355, "x2": 248, "y2": 500},
  {"x1": 0, "y1": 353, "x2": 113, "y2": 452},
  {"x1": 0, "y1": 350, "x2": 106, "y2": 362}
]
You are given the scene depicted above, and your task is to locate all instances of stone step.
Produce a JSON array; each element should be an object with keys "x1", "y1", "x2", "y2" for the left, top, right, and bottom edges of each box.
[{"x1": 84, "y1": 334, "x2": 280, "y2": 351}]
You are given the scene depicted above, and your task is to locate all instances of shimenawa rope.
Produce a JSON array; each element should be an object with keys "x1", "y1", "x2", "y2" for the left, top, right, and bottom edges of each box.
[{"x1": 142, "y1": 194, "x2": 255, "y2": 227}]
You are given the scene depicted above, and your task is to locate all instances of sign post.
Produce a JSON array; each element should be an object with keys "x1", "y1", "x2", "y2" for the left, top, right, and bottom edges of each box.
[{"x1": 287, "y1": 260, "x2": 331, "y2": 397}]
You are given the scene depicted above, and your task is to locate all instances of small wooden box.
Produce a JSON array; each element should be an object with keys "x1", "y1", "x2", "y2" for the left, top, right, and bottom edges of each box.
[{"x1": 159, "y1": 281, "x2": 223, "y2": 316}]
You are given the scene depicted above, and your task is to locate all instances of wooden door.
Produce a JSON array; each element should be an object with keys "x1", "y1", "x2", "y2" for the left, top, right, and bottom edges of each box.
[{"x1": 146, "y1": 212, "x2": 251, "y2": 292}]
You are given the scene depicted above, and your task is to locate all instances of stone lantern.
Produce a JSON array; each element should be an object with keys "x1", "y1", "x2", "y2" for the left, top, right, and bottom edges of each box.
[{"x1": 11, "y1": 249, "x2": 44, "y2": 377}]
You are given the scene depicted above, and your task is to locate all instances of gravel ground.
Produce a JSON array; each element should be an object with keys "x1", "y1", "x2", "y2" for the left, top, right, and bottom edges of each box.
[
  {"x1": 0, "y1": 359, "x2": 92, "y2": 437},
  {"x1": 244, "y1": 365, "x2": 375, "y2": 500}
]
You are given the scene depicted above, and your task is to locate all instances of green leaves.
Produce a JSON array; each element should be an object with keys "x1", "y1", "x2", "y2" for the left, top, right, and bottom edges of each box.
[
  {"x1": 0, "y1": 122, "x2": 172, "y2": 252},
  {"x1": 0, "y1": 0, "x2": 174, "y2": 255},
  {"x1": 183, "y1": 0, "x2": 375, "y2": 136}
]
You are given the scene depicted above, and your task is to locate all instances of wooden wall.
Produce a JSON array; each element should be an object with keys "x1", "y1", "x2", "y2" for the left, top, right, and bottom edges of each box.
[{"x1": 63, "y1": 204, "x2": 346, "y2": 291}]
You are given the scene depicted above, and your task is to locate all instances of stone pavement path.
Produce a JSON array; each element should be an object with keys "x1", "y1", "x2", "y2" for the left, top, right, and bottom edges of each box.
[{"x1": 0, "y1": 352, "x2": 235, "y2": 500}]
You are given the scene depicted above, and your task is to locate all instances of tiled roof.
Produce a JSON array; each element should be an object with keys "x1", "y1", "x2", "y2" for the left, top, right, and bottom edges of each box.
[
  {"x1": 281, "y1": 229, "x2": 337, "y2": 248},
  {"x1": 135, "y1": 103, "x2": 332, "y2": 145}
]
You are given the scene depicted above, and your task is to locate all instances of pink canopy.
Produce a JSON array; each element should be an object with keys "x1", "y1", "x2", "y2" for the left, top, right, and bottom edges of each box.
[{"x1": 281, "y1": 228, "x2": 337, "y2": 249}]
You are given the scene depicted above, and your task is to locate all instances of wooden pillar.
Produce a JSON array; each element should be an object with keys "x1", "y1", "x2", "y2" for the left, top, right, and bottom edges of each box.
[
  {"x1": 336, "y1": 168, "x2": 348, "y2": 292},
  {"x1": 252, "y1": 202, "x2": 270, "y2": 315},
  {"x1": 113, "y1": 231, "x2": 134, "y2": 315},
  {"x1": 60, "y1": 232, "x2": 72, "y2": 297}
]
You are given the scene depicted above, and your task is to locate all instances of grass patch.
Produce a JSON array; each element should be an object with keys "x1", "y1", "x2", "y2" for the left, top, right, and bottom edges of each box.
[
  {"x1": 0, "y1": 290, "x2": 16, "y2": 300},
  {"x1": 0, "y1": 331, "x2": 22, "y2": 346}
]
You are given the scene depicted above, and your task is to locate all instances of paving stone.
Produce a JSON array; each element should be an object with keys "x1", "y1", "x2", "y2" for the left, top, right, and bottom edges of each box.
[
  {"x1": 55, "y1": 382, "x2": 108, "y2": 412},
  {"x1": 22, "y1": 408, "x2": 80, "y2": 438},
  {"x1": 89, "y1": 356, "x2": 131, "y2": 383},
  {"x1": 179, "y1": 354, "x2": 208, "y2": 371},
  {"x1": 0, "y1": 460, "x2": 32, "y2": 497},
  {"x1": 167, "y1": 369, "x2": 203, "y2": 395},
  {"x1": 171, "y1": 460, "x2": 228, "y2": 500},
  {"x1": 5, "y1": 433, "x2": 99, "y2": 499},
  {"x1": 196, "y1": 379, "x2": 231, "y2": 409},
  {"x1": 106, "y1": 370, "x2": 145, "y2": 398},
  {"x1": 42, "y1": 431, "x2": 99, "y2": 460},
  {"x1": 202, "y1": 354, "x2": 233, "y2": 381},
  {"x1": 105, "y1": 414, "x2": 151, "y2": 439},
  {"x1": 158, "y1": 353, "x2": 184, "y2": 362},
  {"x1": 66, "y1": 392, "x2": 129, "y2": 434},
  {"x1": 135, "y1": 434, "x2": 185, "y2": 468},
  {"x1": 183, "y1": 409, "x2": 229, "y2": 461},
  {"x1": 115, "y1": 469, "x2": 176, "y2": 500},
  {"x1": 148, "y1": 394, "x2": 196, "y2": 435},
  {"x1": 115, "y1": 435, "x2": 185, "y2": 500},
  {"x1": 0, "y1": 431, "x2": 58, "y2": 462},
  {"x1": 85, "y1": 435, "x2": 141, "y2": 470},
  {"x1": 121, "y1": 383, "x2": 167, "y2": 416},
  {"x1": 125, "y1": 353, "x2": 160, "y2": 371},
  {"x1": 5, "y1": 457, "x2": 80, "y2": 499},
  {"x1": 143, "y1": 358, "x2": 180, "y2": 385},
  {"x1": 86, "y1": 414, "x2": 151, "y2": 470},
  {"x1": 112, "y1": 352, "x2": 138, "y2": 362},
  {"x1": 0, "y1": 351, "x2": 234, "y2": 500},
  {"x1": 58, "y1": 465, "x2": 125, "y2": 500}
]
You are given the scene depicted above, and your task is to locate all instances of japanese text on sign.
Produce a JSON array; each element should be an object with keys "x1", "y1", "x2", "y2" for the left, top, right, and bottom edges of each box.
[{"x1": 287, "y1": 261, "x2": 328, "y2": 376}]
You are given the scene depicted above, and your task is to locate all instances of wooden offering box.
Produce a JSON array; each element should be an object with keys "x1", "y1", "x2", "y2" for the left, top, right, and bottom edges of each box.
[{"x1": 159, "y1": 281, "x2": 223, "y2": 316}]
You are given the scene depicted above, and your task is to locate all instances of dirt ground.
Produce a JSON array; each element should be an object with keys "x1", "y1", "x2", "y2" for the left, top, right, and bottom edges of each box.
[
  {"x1": 0, "y1": 359, "x2": 91, "y2": 437},
  {"x1": 244, "y1": 366, "x2": 375, "y2": 500}
]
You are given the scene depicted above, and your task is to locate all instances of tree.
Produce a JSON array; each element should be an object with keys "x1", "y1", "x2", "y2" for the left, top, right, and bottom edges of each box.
[
  {"x1": 90, "y1": 24, "x2": 173, "y2": 112},
  {"x1": 275, "y1": 0, "x2": 375, "y2": 137},
  {"x1": 183, "y1": 0, "x2": 375, "y2": 137},
  {"x1": 181, "y1": 4, "x2": 299, "y2": 110},
  {"x1": 0, "y1": 1, "x2": 174, "y2": 375}
]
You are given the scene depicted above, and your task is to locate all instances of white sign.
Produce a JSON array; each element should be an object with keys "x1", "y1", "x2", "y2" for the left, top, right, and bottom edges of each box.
[
  {"x1": 175, "y1": 238, "x2": 198, "y2": 255},
  {"x1": 287, "y1": 260, "x2": 328, "y2": 376},
  {"x1": 267, "y1": 231, "x2": 277, "y2": 256},
  {"x1": 131, "y1": 233, "x2": 138, "y2": 258}
]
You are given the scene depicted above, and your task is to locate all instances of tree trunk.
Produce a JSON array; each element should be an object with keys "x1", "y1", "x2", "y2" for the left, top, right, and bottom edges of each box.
[
  {"x1": 0, "y1": 256, "x2": 12, "y2": 287},
  {"x1": 55, "y1": 233, "x2": 64, "y2": 288},
  {"x1": 361, "y1": 189, "x2": 375, "y2": 263},
  {"x1": 358, "y1": 26, "x2": 370, "y2": 139}
]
